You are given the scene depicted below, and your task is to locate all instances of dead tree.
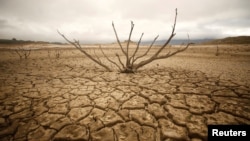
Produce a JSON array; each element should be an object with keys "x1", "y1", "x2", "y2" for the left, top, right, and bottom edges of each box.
[
  {"x1": 58, "y1": 9, "x2": 193, "y2": 73},
  {"x1": 15, "y1": 47, "x2": 31, "y2": 60}
]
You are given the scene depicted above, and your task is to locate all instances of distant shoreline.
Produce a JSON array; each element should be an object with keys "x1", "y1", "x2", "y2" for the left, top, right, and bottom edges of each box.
[{"x1": 1, "y1": 36, "x2": 250, "y2": 46}]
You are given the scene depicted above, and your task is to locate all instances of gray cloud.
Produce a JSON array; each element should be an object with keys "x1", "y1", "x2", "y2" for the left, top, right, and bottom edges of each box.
[{"x1": 0, "y1": 0, "x2": 249, "y2": 43}]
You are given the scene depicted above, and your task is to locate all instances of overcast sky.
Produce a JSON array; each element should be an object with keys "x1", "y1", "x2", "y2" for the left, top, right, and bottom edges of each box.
[{"x1": 0, "y1": 0, "x2": 249, "y2": 43}]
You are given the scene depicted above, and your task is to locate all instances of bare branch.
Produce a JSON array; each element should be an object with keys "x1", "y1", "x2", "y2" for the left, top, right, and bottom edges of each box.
[
  {"x1": 58, "y1": 30, "x2": 112, "y2": 71},
  {"x1": 24, "y1": 49, "x2": 31, "y2": 59},
  {"x1": 93, "y1": 49, "x2": 101, "y2": 63},
  {"x1": 152, "y1": 8, "x2": 177, "y2": 58},
  {"x1": 134, "y1": 43, "x2": 192, "y2": 70},
  {"x1": 15, "y1": 48, "x2": 22, "y2": 59},
  {"x1": 133, "y1": 35, "x2": 159, "y2": 63},
  {"x1": 58, "y1": 30, "x2": 76, "y2": 45},
  {"x1": 156, "y1": 43, "x2": 191, "y2": 59},
  {"x1": 99, "y1": 45, "x2": 122, "y2": 71},
  {"x1": 126, "y1": 21, "x2": 134, "y2": 65},
  {"x1": 112, "y1": 22, "x2": 127, "y2": 56},
  {"x1": 25, "y1": 49, "x2": 31, "y2": 59},
  {"x1": 130, "y1": 9, "x2": 179, "y2": 71},
  {"x1": 129, "y1": 32, "x2": 144, "y2": 64},
  {"x1": 116, "y1": 53, "x2": 125, "y2": 69}
]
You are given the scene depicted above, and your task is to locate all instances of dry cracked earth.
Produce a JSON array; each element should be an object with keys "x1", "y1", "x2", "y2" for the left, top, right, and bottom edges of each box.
[{"x1": 0, "y1": 58, "x2": 250, "y2": 141}]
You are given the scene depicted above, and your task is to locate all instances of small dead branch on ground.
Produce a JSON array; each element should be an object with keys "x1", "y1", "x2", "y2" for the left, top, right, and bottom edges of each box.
[
  {"x1": 48, "y1": 50, "x2": 51, "y2": 58},
  {"x1": 215, "y1": 45, "x2": 219, "y2": 56},
  {"x1": 55, "y1": 50, "x2": 61, "y2": 59},
  {"x1": 14, "y1": 46, "x2": 31, "y2": 60},
  {"x1": 48, "y1": 49, "x2": 62, "y2": 59}
]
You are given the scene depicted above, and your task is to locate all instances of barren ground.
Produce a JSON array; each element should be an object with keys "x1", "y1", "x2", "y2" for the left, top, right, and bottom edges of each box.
[{"x1": 0, "y1": 44, "x2": 250, "y2": 141}]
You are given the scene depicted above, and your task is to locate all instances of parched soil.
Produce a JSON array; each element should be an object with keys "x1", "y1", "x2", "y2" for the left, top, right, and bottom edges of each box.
[{"x1": 0, "y1": 44, "x2": 250, "y2": 141}]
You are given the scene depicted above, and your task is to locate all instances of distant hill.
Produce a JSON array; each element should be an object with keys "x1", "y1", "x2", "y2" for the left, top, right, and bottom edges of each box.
[
  {"x1": 0, "y1": 39, "x2": 50, "y2": 45},
  {"x1": 141, "y1": 36, "x2": 250, "y2": 45},
  {"x1": 141, "y1": 38, "x2": 213, "y2": 45},
  {"x1": 201, "y1": 36, "x2": 250, "y2": 44},
  {"x1": 0, "y1": 39, "x2": 65, "y2": 45}
]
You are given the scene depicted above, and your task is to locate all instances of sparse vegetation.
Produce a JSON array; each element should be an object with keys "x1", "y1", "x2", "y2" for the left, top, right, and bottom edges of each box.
[
  {"x1": 47, "y1": 49, "x2": 62, "y2": 59},
  {"x1": 59, "y1": 9, "x2": 192, "y2": 73},
  {"x1": 55, "y1": 50, "x2": 61, "y2": 59},
  {"x1": 48, "y1": 50, "x2": 51, "y2": 58},
  {"x1": 215, "y1": 45, "x2": 219, "y2": 56},
  {"x1": 14, "y1": 46, "x2": 31, "y2": 60},
  {"x1": 202, "y1": 36, "x2": 250, "y2": 45}
]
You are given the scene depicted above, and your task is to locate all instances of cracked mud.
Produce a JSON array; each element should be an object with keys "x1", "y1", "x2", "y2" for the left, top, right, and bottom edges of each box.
[{"x1": 0, "y1": 48, "x2": 250, "y2": 141}]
